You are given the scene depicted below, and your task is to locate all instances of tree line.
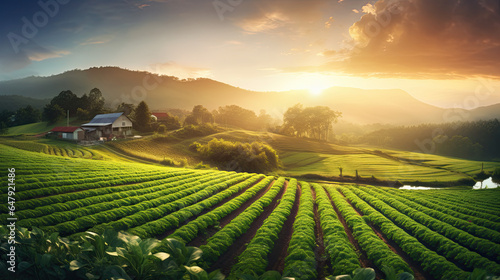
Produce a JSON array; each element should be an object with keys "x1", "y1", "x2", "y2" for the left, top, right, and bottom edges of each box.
[
  {"x1": 281, "y1": 103, "x2": 342, "y2": 141},
  {"x1": 362, "y1": 119, "x2": 500, "y2": 160}
]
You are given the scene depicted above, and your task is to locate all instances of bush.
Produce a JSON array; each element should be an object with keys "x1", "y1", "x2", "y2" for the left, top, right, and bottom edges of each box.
[
  {"x1": 493, "y1": 168, "x2": 500, "y2": 183},
  {"x1": 157, "y1": 124, "x2": 167, "y2": 133},
  {"x1": 195, "y1": 138, "x2": 280, "y2": 173},
  {"x1": 173, "y1": 124, "x2": 219, "y2": 139}
]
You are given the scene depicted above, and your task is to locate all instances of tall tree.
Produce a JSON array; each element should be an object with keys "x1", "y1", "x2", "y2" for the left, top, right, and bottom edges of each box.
[
  {"x1": 133, "y1": 101, "x2": 152, "y2": 132},
  {"x1": 283, "y1": 104, "x2": 341, "y2": 141},
  {"x1": 185, "y1": 105, "x2": 213, "y2": 125},
  {"x1": 14, "y1": 105, "x2": 41, "y2": 126},
  {"x1": 86, "y1": 88, "x2": 105, "y2": 114},
  {"x1": 51, "y1": 90, "x2": 79, "y2": 115},
  {"x1": 42, "y1": 104, "x2": 65, "y2": 124}
]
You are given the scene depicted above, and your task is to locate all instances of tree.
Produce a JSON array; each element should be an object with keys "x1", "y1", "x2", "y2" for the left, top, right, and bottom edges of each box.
[
  {"x1": 133, "y1": 101, "x2": 152, "y2": 132},
  {"x1": 0, "y1": 122, "x2": 8, "y2": 135},
  {"x1": 213, "y1": 105, "x2": 260, "y2": 130},
  {"x1": 88, "y1": 88, "x2": 105, "y2": 114},
  {"x1": 76, "y1": 108, "x2": 90, "y2": 121},
  {"x1": 184, "y1": 105, "x2": 213, "y2": 125},
  {"x1": 0, "y1": 110, "x2": 14, "y2": 127},
  {"x1": 116, "y1": 103, "x2": 135, "y2": 116},
  {"x1": 283, "y1": 104, "x2": 341, "y2": 140},
  {"x1": 51, "y1": 90, "x2": 79, "y2": 115},
  {"x1": 42, "y1": 104, "x2": 65, "y2": 124},
  {"x1": 14, "y1": 105, "x2": 41, "y2": 126}
]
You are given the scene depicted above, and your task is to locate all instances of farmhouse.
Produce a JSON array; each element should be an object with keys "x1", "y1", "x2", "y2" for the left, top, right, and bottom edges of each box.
[
  {"x1": 49, "y1": 126, "x2": 85, "y2": 141},
  {"x1": 151, "y1": 112, "x2": 169, "y2": 122},
  {"x1": 82, "y1": 112, "x2": 132, "y2": 140}
]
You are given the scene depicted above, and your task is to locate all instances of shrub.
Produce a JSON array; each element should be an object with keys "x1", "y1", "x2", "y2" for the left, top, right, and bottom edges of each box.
[
  {"x1": 493, "y1": 168, "x2": 500, "y2": 183},
  {"x1": 173, "y1": 124, "x2": 219, "y2": 139},
  {"x1": 195, "y1": 138, "x2": 281, "y2": 173},
  {"x1": 157, "y1": 124, "x2": 167, "y2": 133}
]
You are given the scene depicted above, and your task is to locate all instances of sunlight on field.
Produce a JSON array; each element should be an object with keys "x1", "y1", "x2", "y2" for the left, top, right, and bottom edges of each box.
[{"x1": 281, "y1": 151, "x2": 469, "y2": 182}]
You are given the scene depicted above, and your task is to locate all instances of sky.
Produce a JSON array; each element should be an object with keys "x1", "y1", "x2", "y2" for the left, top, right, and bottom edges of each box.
[{"x1": 1, "y1": 0, "x2": 500, "y2": 108}]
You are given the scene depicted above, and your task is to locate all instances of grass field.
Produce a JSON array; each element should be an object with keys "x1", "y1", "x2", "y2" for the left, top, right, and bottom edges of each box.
[
  {"x1": 1, "y1": 144, "x2": 499, "y2": 279},
  {"x1": 104, "y1": 129, "x2": 499, "y2": 184},
  {"x1": 2, "y1": 126, "x2": 499, "y2": 184},
  {"x1": 4, "y1": 118, "x2": 83, "y2": 136}
]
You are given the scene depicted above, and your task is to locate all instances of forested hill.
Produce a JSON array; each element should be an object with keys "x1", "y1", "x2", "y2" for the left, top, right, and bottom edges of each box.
[
  {"x1": 1, "y1": 67, "x2": 500, "y2": 125},
  {"x1": 363, "y1": 119, "x2": 500, "y2": 160}
]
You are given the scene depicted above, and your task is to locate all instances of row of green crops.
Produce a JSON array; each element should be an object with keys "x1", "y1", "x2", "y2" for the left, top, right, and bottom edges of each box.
[
  {"x1": 376, "y1": 188, "x2": 500, "y2": 246},
  {"x1": 16, "y1": 172, "x2": 216, "y2": 228},
  {"x1": 325, "y1": 186, "x2": 412, "y2": 276},
  {"x1": 49, "y1": 172, "x2": 246, "y2": 237},
  {"x1": 311, "y1": 183, "x2": 360, "y2": 275},
  {"x1": 347, "y1": 186, "x2": 500, "y2": 275},
  {"x1": 6, "y1": 171, "x2": 204, "y2": 212},
  {"x1": 228, "y1": 178, "x2": 298, "y2": 278},
  {"x1": 339, "y1": 187, "x2": 468, "y2": 280},
  {"x1": 282, "y1": 182, "x2": 317, "y2": 280},
  {"x1": 167, "y1": 176, "x2": 275, "y2": 244},
  {"x1": 200, "y1": 177, "x2": 286, "y2": 266},
  {"x1": 393, "y1": 189, "x2": 500, "y2": 221},
  {"x1": 418, "y1": 190, "x2": 500, "y2": 214},
  {"x1": 0, "y1": 139, "x2": 102, "y2": 160},
  {"x1": 0, "y1": 170, "x2": 198, "y2": 216},
  {"x1": 384, "y1": 188, "x2": 500, "y2": 231},
  {"x1": 359, "y1": 186, "x2": 500, "y2": 263},
  {"x1": 127, "y1": 173, "x2": 263, "y2": 238},
  {"x1": 6, "y1": 169, "x2": 170, "y2": 193}
]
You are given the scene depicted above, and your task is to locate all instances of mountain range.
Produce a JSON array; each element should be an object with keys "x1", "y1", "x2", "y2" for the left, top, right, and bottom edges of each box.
[{"x1": 1, "y1": 67, "x2": 499, "y2": 125}]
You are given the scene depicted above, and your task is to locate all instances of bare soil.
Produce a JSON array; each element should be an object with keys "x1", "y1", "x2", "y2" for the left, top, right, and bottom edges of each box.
[
  {"x1": 311, "y1": 188, "x2": 330, "y2": 279},
  {"x1": 266, "y1": 185, "x2": 301, "y2": 272}
]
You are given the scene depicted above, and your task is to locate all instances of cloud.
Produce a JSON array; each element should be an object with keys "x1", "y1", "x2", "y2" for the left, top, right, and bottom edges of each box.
[
  {"x1": 238, "y1": 12, "x2": 290, "y2": 33},
  {"x1": 28, "y1": 49, "x2": 70, "y2": 61},
  {"x1": 80, "y1": 35, "x2": 114, "y2": 45},
  {"x1": 302, "y1": 0, "x2": 500, "y2": 79},
  {"x1": 230, "y1": 0, "x2": 327, "y2": 34},
  {"x1": 151, "y1": 61, "x2": 212, "y2": 80},
  {"x1": 0, "y1": 41, "x2": 70, "y2": 73},
  {"x1": 325, "y1": 17, "x2": 334, "y2": 28}
]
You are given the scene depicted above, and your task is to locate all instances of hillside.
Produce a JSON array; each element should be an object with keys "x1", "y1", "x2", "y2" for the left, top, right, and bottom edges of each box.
[{"x1": 1, "y1": 67, "x2": 499, "y2": 124}]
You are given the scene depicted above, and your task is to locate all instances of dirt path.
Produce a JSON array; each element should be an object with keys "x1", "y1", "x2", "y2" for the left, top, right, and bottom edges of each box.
[
  {"x1": 324, "y1": 188, "x2": 381, "y2": 278},
  {"x1": 156, "y1": 177, "x2": 263, "y2": 239},
  {"x1": 188, "y1": 179, "x2": 276, "y2": 247},
  {"x1": 338, "y1": 190, "x2": 431, "y2": 280},
  {"x1": 208, "y1": 180, "x2": 288, "y2": 276},
  {"x1": 311, "y1": 188, "x2": 330, "y2": 279},
  {"x1": 266, "y1": 185, "x2": 300, "y2": 272}
]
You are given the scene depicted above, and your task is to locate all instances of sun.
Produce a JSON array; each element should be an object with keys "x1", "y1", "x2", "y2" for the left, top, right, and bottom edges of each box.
[{"x1": 308, "y1": 86, "x2": 325, "y2": 96}]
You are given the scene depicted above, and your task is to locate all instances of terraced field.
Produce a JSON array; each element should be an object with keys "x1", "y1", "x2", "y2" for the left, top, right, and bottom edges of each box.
[{"x1": 1, "y1": 144, "x2": 499, "y2": 279}]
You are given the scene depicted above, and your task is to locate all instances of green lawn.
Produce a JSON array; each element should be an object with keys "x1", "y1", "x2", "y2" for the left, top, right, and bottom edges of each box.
[{"x1": 280, "y1": 151, "x2": 470, "y2": 182}]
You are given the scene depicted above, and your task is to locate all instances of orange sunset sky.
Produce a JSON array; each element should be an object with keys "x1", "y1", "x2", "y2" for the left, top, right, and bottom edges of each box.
[{"x1": 1, "y1": 0, "x2": 499, "y2": 108}]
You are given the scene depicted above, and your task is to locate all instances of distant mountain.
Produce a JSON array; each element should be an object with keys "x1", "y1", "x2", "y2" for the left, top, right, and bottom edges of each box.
[
  {"x1": 0, "y1": 95, "x2": 51, "y2": 111},
  {"x1": 0, "y1": 67, "x2": 498, "y2": 124}
]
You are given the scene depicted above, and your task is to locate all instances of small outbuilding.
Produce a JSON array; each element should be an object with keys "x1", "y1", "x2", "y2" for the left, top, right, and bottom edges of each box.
[
  {"x1": 49, "y1": 126, "x2": 85, "y2": 141},
  {"x1": 82, "y1": 112, "x2": 133, "y2": 140},
  {"x1": 151, "y1": 112, "x2": 169, "y2": 122}
]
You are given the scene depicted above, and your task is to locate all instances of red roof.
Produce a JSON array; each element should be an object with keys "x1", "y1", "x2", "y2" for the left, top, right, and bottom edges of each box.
[
  {"x1": 50, "y1": 126, "x2": 81, "y2": 133},
  {"x1": 152, "y1": 112, "x2": 169, "y2": 118}
]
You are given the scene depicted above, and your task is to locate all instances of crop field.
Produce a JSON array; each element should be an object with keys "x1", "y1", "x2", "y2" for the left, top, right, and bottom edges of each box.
[{"x1": 1, "y1": 144, "x2": 500, "y2": 279}]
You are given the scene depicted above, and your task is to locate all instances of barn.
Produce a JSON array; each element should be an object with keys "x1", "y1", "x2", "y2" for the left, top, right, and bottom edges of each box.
[
  {"x1": 82, "y1": 112, "x2": 133, "y2": 140},
  {"x1": 49, "y1": 127, "x2": 85, "y2": 141},
  {"x1": 151, "y1": 112, "x2": 169, "y2": 122}
]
